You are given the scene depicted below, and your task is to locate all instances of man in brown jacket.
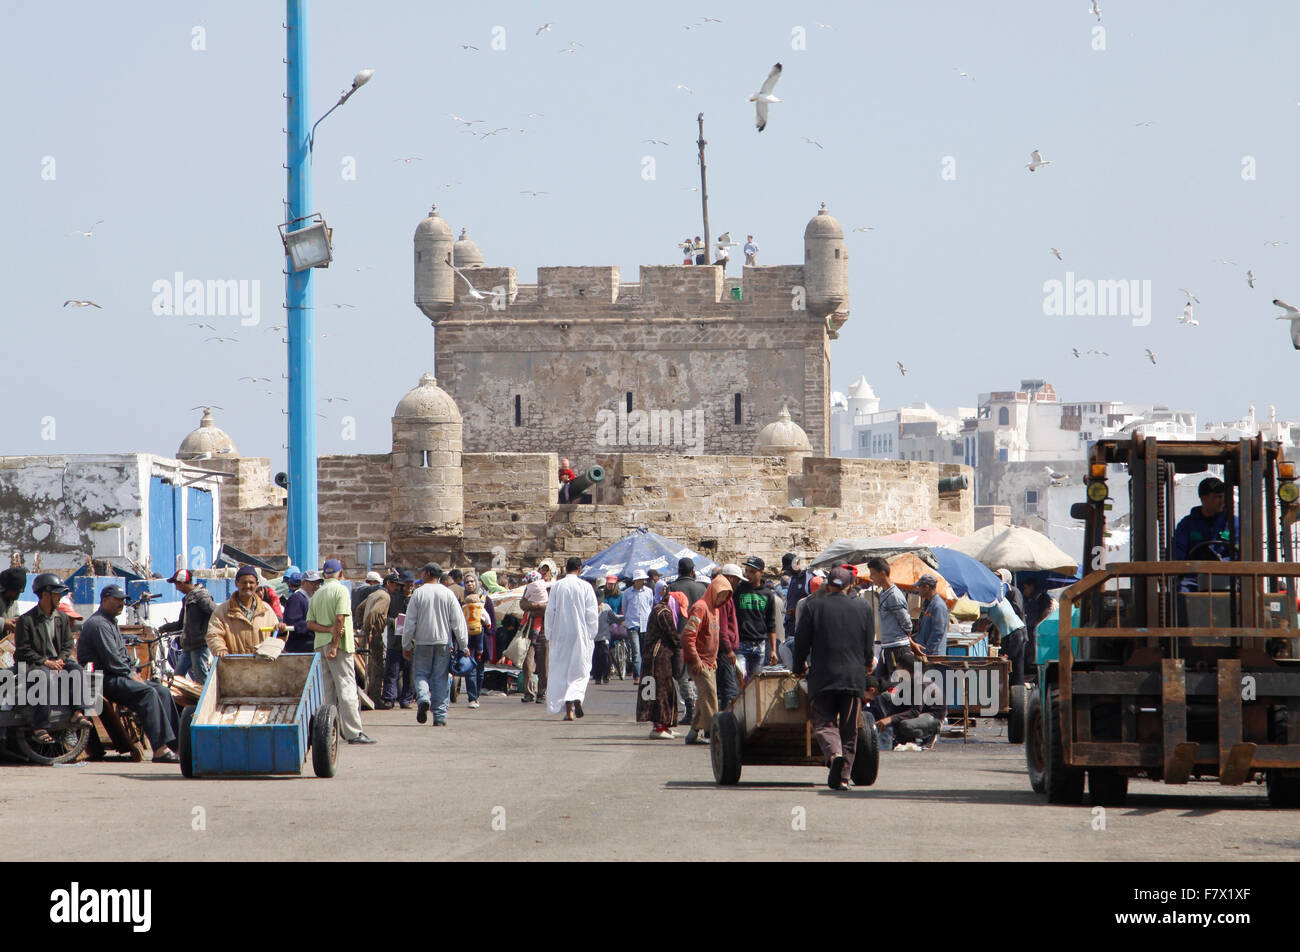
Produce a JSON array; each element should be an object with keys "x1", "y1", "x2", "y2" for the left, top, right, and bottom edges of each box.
[
  {"x1": 680, "y1": 574, "x2": 733, "y2": 745},
  {"x1": 207, "y1": 566, "x2": 285, "y2": 657},
  {"x1": 358, "y1": 572, "x2": 401, "y2": 707}
]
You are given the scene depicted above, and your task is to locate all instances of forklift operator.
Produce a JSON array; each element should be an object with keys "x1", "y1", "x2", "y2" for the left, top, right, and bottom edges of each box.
[{"x1": 1173, "y1": 477, "x2": 1237, "y2": 590}]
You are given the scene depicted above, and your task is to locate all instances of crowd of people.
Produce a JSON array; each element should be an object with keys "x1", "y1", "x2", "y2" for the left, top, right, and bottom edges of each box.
[{"x1": 4, "y1": 546, "x2": 1052, "y2": 790}]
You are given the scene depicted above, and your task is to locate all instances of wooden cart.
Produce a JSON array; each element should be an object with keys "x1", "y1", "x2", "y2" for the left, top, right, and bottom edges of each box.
[
  {"x1": 710, "y1": 670, "x2": 880, "y2": 786},
  {"x1": 920, "y1": 655, "x2": 1022, "y2": 743},
  {"x1": 178, "y1": 653, "x2": 337, "y2": 778}
]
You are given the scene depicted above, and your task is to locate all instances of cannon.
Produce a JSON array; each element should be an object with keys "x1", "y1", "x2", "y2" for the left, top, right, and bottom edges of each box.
[{"x1": 563, "y1": 465, "x2": 605, "y2": 502}]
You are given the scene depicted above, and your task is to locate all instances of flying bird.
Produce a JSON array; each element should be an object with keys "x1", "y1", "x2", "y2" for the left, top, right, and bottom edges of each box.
[
  {"x1": 1247, "y1": 270, "x2": 1256, "y2": 288},
  {"x1": 478, "y1": 126, "x2": 509, "y2": 139},
  {"x1": 1026, "y1": 150, "x2": 1051, "y2": 171},
  {"x1": 1050, "y1": 247, "x2": 1063, "y2": 260},
  {"x1": 1274, "y1": 299, "x2": 1300, "y2": 349},
  {"x1": 393, "y1": 156, "x2": 422, "y2": 165},
  {"x1": 449, "y1": 114, "x2": 483, "y2": 126},
  {"x1": 329, "y1": 303, "x2": 357, "y2": 309},
  {"x1": 675, "y1": 83, "x2": 693, "y2": 94},
  {"x1": 1265, "y1": 240, "x2": 1288, "y2": 247},
  {"x1": 188, "y1": 322, "x2": 216, "y2": 331},
  {"x1": 535, "y1": 22, "x2": 553, "y2": 35},
  {"x1": 67, "y1": 220, "x2": 104, "y2": 238},
  {"x1": 1145, "y1": 349, "x2": 1157, "y2": 365},
  {"x1": 459, "y1": 44, "x2": 478, "y2": 51},
  {"x1": 1044, "y1": 466, "x2": 1069, "y2": 482},
  {"x1": 520, "y1": 189, "x2": 549, "y2": 197},
  {"x1": 699, "y1": 16, "x2": 722, "y2": 23},
  {"x1": 1091, "y1": 0, "x2": 1102, "y2": 21},
  {"x1": 1178, "y1": 302, "x2": 1198, "y2": 326},
  {"x1": 190, "y1": 405, "x2": 224, "y2": 412},
  {"x1": 62, "y1": 299, "x2": 101, "y2": 308},
  {"x1": 896, "y1": 361, "x2": 907, "y2": 376},
  {"x1": 852, "y1": 226, "x2": 875, "y2": 232},
  {"x1": 642, "y1": 138, "x2": 669, "y2": 146},
  {"x1": 239, "y1": 376, "x2": 271, "y2": 383},
  {"x1": 1215, "y1": 257, "x2": 1237, "y2": 266},
  {"x1": 321, "y1": 396, "x2": 350, "y2": 403},
  {"x1": 803, "y1": 137, "x2": 823, "y2": 149},
  {"x1": 452, "y1": 265, "x2": 488, "y2": 300},
  {"x1": 1178, "y1": 288, "x2": 1200, "y2": 304},
  {"x1": 205, "y1": 337, "x2": 237, "y2": 344},
  {"x1": 748, "y1": 62, "x2": 783, "y2": 132},
  {"x1": 1087, "y1": 349, "x2": 1110, "y2": 357},
  {"x1": 1072, "y1": 348, "x2": 1082, "y2": 358},
  {"x1": 1134, "y1": 120, "x2": 1156, "y2": 127},
  {"x1": 558, "y1": 41, "x2": 583, "y2": 53},
  {"x1": 715, "y1": 232, "x2": 735, "y2": 246},
  {"x1": 953, "y1": 68, "x2": 974, "y2": 81}
]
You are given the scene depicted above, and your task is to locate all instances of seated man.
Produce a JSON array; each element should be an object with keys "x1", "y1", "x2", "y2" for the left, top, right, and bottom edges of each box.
[
  {"x1": 1173, "y1": 476, "x2": 1237, "y2": 591},
  {"x1": 77, "y1": 585, "x2": 181, "y2": 763},
  {"x1": 15, "y1": 574, "x2": 88, "y2": 744},
  {"x1": 864, "y1": 674, "x2": 943, "y2": 750}
]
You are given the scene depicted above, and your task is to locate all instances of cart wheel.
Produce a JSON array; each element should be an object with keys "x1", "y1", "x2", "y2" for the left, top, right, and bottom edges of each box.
[
  {"x1": 851, "y1": 711, "x2": 880, "y2": 787},
  {"x1": 1266, "y1": 770, "x2": 1300, "y2": 808},
  {"x1": 450, "y1": 675, "x2": 460, "y2": 704},
  {"x1": 1089, "y1": 769, "x2": 1128, "y2": 806},
  {"x1": 1008, "y1": 684, "x2": 1027, "y2": 745},
  {"x1": 1045, "y1": 686, "x2": 1085, "y2": 804},
  {"x1": 1026, "y1": 687, "x2": 1047, "y2": 794},
  {"x1": 710, "y1": 711, "x2": 742, "y2": 785},
  {"x1": 14, "y1": 721, "x2": 92, "y2": 766},
  {"x1": 178, "y1": 706, "x2": 195, "y2": 778},
  {"x1": 311, "y1": 704, "x2": 339, "y2": 778}
]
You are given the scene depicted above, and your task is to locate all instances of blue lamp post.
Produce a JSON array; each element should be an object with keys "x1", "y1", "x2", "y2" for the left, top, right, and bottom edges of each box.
[{"x1": 283, "y1": 0, "x2": 371, "y2": 570}]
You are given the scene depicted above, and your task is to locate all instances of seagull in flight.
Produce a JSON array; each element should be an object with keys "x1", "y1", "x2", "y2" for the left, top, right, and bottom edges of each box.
[
  {"x1": 393, "y1": 156, "x2": 422, "y2": 165},
  {"x1": 1134, "y1": 120, "x2": 1156, "y2": 127},
  {"x1": 1090, "y1": 0, "x2": 1102, "y2": 22},
  {"x1": 1178, "y1": 302, "x2": 1198, "y2": 326},
  {"x1": 1247, "y1": 270, "x2": 1256, "y2": 288},
  {"x1": 535, "y1": 22, "x2": 553, "y2": 35},
  {"x1": 1215, "y1": 257, "x2": 1237, "y2": 266},
  {"x1": 520, "y1": 189, "x2": 549, "y2": 197},
  {"x1": 559, "y1": 41, "x2": 583, "y2": 53},
  {"x1": 1274, "y1": 299, "x2": 1300, "y2": 349},
  {"x1": 852, "y1": 226, "x2": 875, "y2": 232},
  {"x1": 451, "y1": 263, "x2": 488, "y2": 300},
  {"x1": 1026, "y1": 150, "x2": 1051, "y2": 171},
  {"x1": 1072, "y1": 348, "x2": 1082, "y2": 358},
  {"x1": 478, "y1": 127, "x2": 509, "y2": 139},
  {"x1": 1178, "y1": 288, "x2": 1200, "y2": 304},
  {"x1": 1145, "y1": 348, "x2": 1157, "y2": 365},
  {"x1": 68, "y1": 220, "x2": 104, "y2": 238},
  {"x1": 449, "y1": 114, "x2": 483, "y2": 126},
  {"x1": 896, "y1": 361, "x2": 907, "y2": 376},
  {"x1": 321, "y1": 396, "x2": 350, "y2": 403},
  {"x1": 62, "y1": 299, "x2": 101, "y2": 308},
  {"x1": 1266, "y1": 240, "x2": 1288, "y2": 247},
  {"x1": 329, "y1": 303, "x2": 357, "y2": 309},
  {"x1": 1087, "y1": 349, "x2": 1110, "y2": 357},
  {"x1": 459, "y1": 43, "x2": 478, "y2": 51},
  {"x1": 643, "y1": 138, "x2": 669, "y2": 146},
  {"x1": 188, "y1": 322, "x2": 216, "y2": 331},
  {"x1": 803, "y1": 137, "x2": 823, "y2": 149},
  {"x1": 1050, "y1": 247, "x2": 1063, "y2": 260},
  {"x1": 675, "y1": 83, "x2": 693, "y2": 94},
  {"x1": 953, "y1": 68, "x2": 974, "y2": 81},
  {"x1": 239, "y1": 376, "x2": 271, "y2": 383},
  {"x1": 205, "y1": 336, "x2": 237, "y2": 344},
  {"x1": 190, "y1": 405, "x2": 224, "y2": 412},
  {"x1": 748, "y1": 62, "x2": 783, "y2": 132}
]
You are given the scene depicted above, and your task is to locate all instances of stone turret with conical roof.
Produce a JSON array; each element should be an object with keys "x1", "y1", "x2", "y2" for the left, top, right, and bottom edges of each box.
[
  {"x1": 453, "y1": 228, "x2": 484, "y2": 269},
  {"x1": 754, "y1": 404, "x2": 813, "y2": 473},
  {"x1": 177, "y1": 408, "x2": 238, "y2": 460},
  {"x1": 803, "y1": 202, "x2": 850, "y2": 334},
  {"x1": 389, "y1": 373, "x2": 464, "y2": 566},
  {"x1": 414, "y1": 205, "x2": 455, "y2": 322}
]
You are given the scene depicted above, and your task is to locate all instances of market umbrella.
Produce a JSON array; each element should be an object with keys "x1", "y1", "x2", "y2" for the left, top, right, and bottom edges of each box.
[
  {"x1": 810, "y1": 537, "x2": 935, "y2": 570},
  {"x1": 930, "y1": 547, "x2": 1005, "y2": 603},
  {"x1": 578, "y1": 527, "x2": 718, "y2": 583},
  {"x1": 948, "y1": 525, "x2": 1079, "y2": 575},
  {"x1": 489, "y1": 586, "x2": 527, "y2": 619},
  {"x1": 880, "y1": 527, "x2": 964, "y2": 548},
  {"x1": 854, "y1": 551, "x2": 957, "y2": 606}
]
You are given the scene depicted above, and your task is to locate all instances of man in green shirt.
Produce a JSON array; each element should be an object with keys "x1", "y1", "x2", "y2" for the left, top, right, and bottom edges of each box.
[{"x1": 307, "y1": 559, "x2": 374, "y2": 745}]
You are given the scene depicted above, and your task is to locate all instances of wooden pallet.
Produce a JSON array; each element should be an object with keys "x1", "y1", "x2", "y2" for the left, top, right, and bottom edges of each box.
[{"x1": 211, "y1": 697, "x2": 299, "y2": 726}]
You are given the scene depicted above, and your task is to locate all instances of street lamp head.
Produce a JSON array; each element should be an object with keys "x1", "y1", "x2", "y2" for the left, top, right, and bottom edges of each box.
[{"x1": 352, "y1": 68, "x2": 374, "y2": 90}]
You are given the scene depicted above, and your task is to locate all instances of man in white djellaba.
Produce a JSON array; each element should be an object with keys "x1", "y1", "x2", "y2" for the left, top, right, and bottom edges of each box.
[{"x1": 544, "y1": 557, "x2": 600, "y2": 721}]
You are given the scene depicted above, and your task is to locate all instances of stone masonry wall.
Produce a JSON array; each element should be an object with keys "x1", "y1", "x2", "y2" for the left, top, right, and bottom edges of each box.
[{"x1": 318, "y1": 455, "x2": 392, "y2": 571}]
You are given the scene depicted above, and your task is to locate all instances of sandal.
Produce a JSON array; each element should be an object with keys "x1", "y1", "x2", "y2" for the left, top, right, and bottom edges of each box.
[{"x1": 31, "y1": 730, "x2": 55, "y2": 745}]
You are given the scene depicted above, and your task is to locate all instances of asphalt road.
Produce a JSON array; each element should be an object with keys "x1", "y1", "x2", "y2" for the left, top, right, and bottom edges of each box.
[{"x1": 0, "y1": 680, "x2": 1291, "y2": 861}]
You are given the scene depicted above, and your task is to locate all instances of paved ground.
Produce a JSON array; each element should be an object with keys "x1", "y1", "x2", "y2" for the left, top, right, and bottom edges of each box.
[{"x1": 1, "y1": 680, "x2": 1293, "y2": 861}]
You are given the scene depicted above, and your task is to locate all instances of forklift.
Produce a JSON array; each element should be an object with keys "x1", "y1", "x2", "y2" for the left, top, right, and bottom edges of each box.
[{"x1": 1026, "y1": 434, "x2": 1300, "y2": 806}]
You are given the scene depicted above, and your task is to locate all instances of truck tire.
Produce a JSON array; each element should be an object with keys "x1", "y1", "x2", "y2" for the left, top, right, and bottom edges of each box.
[
  {"x1": 851, "y1": 711, "x2": 880, "y2": 787},
  {"x1": 1045, "y1": 686, "x2": 1085, "y2": 804},
  {"x1": 1089, "y1": 769, "x2": 1129, "y2": 806},
  {"x1": 1026, "y1": 687, "x2": 1047, "y2": 794},
  {"x1": 178, "y1": 706, "x2": 195, "y2": 778},
  {"x1": 1008, "y1": 684, "x2": 1027, "y2": 744},
  {"x1": 14, "y1": 722, "x2": 91, "y2": 766},
  {"x1": 1267, "y1": 770, "x2": 1300, "y2": 807},
  {"x1": 710, "y1": 711, "x2": 742, "y2": 785},
  {"x1": 311, "y1": 704, "x2": 339, "y2": 778}
]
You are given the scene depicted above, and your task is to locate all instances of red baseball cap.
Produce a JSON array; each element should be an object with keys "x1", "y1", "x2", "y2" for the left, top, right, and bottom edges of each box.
[{"x1": 168, "y1": 569, "x2": 193, "y2": 584}]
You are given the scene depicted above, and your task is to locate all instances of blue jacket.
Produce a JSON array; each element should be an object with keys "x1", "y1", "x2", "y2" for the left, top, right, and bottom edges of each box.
[
  {"x1": 1173, "y1": 506, "x2": 1235, "y2": 560},
  {"x1": 916, "y1": 593, "x2": 949, "y2": 654}
]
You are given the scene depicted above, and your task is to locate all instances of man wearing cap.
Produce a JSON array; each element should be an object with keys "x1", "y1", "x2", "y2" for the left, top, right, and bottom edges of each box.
[
  {"x1": 281, "y1": 567, "x2": 314, "y2": 653},
  {"x1": 621, "y1": 569, "x2": 655, "y2": 682},
  {"x1": 308, "y1": 559, "x2": 374, "y2": 743},
  {"x1": 793, "y1": 566, "x2": 874, "y2": 790},
  {"x1": 402, "y1": 562, "x2": 467, "y2": 726},
  {"x1": 207, "y1": 566, "x2": 285, "y2": 657},
  {"x1": 1, "y1": 565, "x2": 27, "y2": 637},
  {"x1": 159, "y1": 569, "x2": 216, "y2": 683},
  {"x1": 77, "y1": 584, "x2": 181, "y2": 762},
  {"x1": 914, "y1": 574, "x2": 949, "y2": 657},
  {"x1": 351, "y1": 570, "x2": 384, "y2": 619},
  {"x1": 733, "y1": 556, "x2": 779, "y2": 683},
  {"x1": 666, "y1": 557, "x2": 707, "y2": 726},
  {"x1": 15, "y1": 573, "x2": 89, "y2": 745}
]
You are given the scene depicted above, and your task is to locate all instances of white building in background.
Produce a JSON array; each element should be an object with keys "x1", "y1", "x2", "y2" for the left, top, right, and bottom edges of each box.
[
  {"x1": 1201, "y1": 405, "x2": 1300, "y2": 447},
  {"x1": 831, "y1": 376, "x2": 972, "y2": 463}
]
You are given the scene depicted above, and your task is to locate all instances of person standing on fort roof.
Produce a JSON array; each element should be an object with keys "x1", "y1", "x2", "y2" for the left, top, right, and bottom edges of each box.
[{"x1": 743, "y1": 235, "x2": 759, "y2": 266}]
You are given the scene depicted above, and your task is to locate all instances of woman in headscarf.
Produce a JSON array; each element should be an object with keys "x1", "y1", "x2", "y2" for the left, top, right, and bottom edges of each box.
[
  {"x1": 479, "y1": 570, "x2": 504, "y2": 595},
  {"x1": 637, "y1": 585, "x2": 686, "y2": 738}
]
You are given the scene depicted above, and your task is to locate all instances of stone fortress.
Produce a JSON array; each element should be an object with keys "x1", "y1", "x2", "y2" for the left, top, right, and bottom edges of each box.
[{"x1": 210, "y1": 202, "x2": 975, "y2": 576}]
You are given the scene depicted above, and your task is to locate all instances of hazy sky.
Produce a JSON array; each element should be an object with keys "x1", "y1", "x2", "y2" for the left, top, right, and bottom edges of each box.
[{"x1": 6, "y1": 0, "x2": 1299, "y2": 469}]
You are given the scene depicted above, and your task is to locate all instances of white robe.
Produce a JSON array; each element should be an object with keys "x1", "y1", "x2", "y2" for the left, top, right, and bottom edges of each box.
[{"x1": 544, "y1": 574, "x2": 599, "y2": 713}]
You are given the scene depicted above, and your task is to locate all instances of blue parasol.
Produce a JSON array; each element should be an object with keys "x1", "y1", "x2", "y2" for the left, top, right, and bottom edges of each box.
[
  {"x1": 578, "y1": 527, "x2": 719, "y2": 582},
  {"x1": 931, "y1": 547, "x2": 1005, "y2": 603}
]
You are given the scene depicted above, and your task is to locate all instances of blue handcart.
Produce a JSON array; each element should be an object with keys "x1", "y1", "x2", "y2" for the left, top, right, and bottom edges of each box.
[{"x1": 178, "y1": 653, "x2": 338, "y2": 778}]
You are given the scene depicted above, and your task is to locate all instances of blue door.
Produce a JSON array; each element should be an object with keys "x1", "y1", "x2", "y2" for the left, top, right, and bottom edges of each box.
[
  {"x1": 187, "y1": 487, "x2": 214, "y2": 569},
  {"x1": 149, "y1": 476, "x2": 179, "y2": 576}
]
